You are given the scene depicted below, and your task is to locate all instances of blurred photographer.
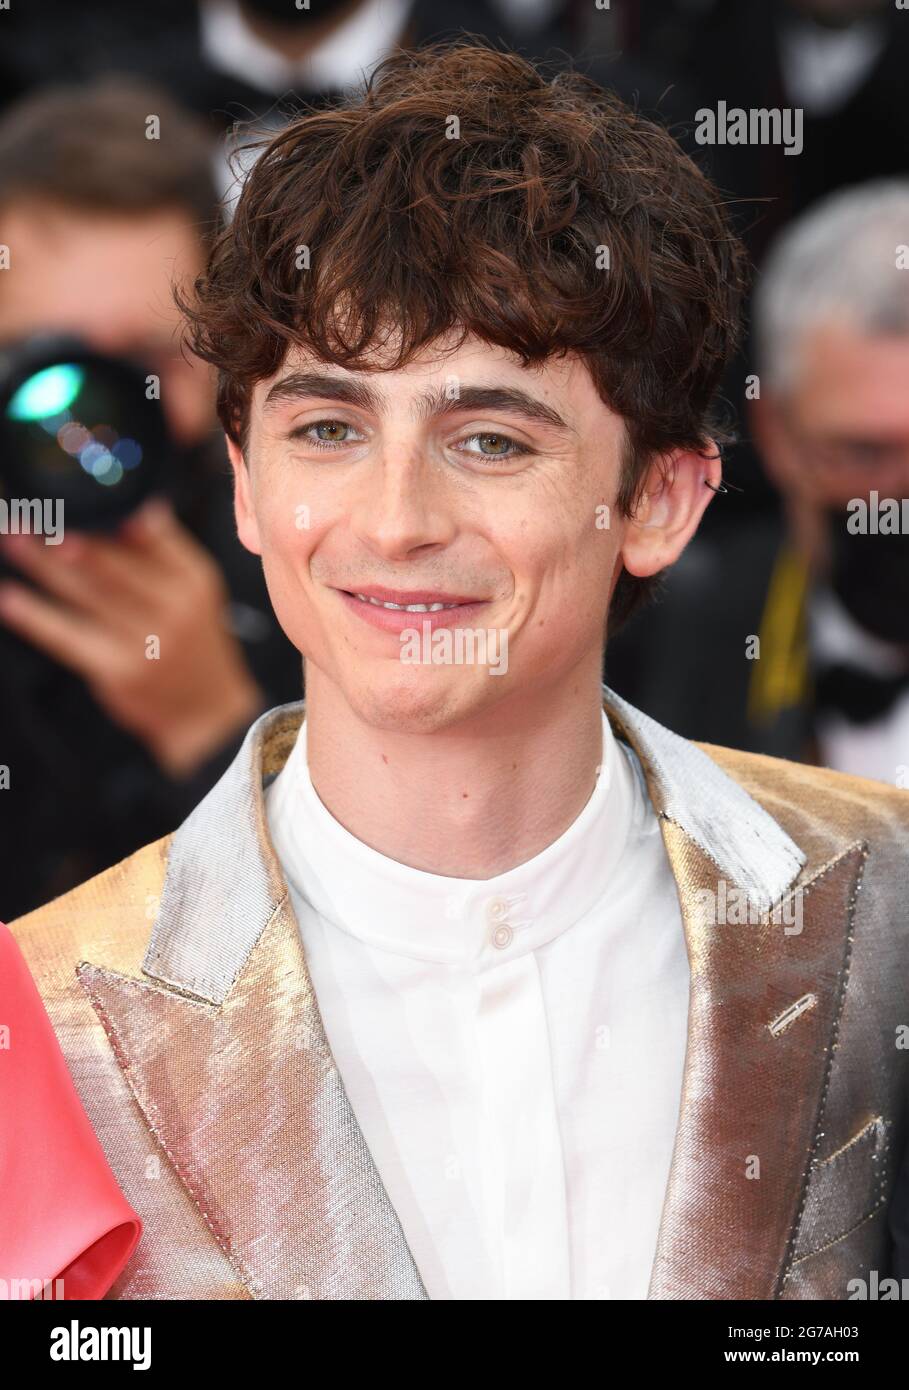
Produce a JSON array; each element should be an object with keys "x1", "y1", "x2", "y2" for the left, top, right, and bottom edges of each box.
[{"x1": 0, "y1": 79, "x2": 303, "y2": 919}]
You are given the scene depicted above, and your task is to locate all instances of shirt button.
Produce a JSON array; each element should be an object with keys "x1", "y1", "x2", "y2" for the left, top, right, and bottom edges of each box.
[
  {"x1": 486, "y1": 896, "x2": 510, "y2": 923},
  {"x1": 491, "y1": 923, "x2": 513, "y2": 949}
]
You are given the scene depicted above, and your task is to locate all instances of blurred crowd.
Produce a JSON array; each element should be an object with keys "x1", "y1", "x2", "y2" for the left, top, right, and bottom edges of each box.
[{"x1": 1, "y1": 0, "x2": 908, "y2": 917}]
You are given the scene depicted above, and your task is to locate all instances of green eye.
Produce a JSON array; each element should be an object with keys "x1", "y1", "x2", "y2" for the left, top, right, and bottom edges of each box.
[
  {"x1": 314, "y1": 421, "x2": 350, "y2": 442},
  {"x1": 459, "y1": 432, "x2": 526, "y2": 459},
  {"x1": 293, "y1": 420, "x2": 365, "y2": 449}
]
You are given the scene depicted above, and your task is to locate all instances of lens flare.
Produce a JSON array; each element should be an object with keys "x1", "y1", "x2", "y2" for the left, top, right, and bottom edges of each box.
[{"x1": 7, "y1": 364, "x2": 85, "y2": 420}]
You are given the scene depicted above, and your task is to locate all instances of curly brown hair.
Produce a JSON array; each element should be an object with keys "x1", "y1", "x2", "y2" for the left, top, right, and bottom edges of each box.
[{"x1": 180, "y1": 40, "x2": 748, "y2": 630}]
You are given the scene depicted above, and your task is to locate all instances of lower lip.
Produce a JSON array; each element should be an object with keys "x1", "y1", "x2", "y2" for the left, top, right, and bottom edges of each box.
[{"x1": 337, "y1": 590, "x2": 490, "y2": 633}]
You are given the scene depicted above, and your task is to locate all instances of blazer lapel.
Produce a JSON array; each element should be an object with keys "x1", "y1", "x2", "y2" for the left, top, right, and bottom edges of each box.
[
  {"x1": 78, "y1": 703, "x2": 429, "y2": 1300},
  {"x1": 602, "y1": 688, "x2": 865, "y2": 1298}
]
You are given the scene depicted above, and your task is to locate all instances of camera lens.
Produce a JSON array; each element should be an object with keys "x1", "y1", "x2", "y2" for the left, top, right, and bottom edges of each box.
[{"x1": 0, "y1": 338, "x2": 168, "y2": 530}]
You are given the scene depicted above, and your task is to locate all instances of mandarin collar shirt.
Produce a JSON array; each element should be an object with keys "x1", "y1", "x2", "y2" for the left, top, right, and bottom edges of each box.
[{"x1": 264, "y1": 708, "x2": 689, "y2": 1299}]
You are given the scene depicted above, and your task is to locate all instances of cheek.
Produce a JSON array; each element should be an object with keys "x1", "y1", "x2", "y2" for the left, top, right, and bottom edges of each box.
[
  {"x1": 257, "y1": 537, "x2": 321, "y2": 656},
  {"x1": 247, "y1": 491, "x2": 313, "y2": 610},
  {"x1": 248, "y1": 458, "x2": 310, "y2": 546},
  {"x1": 257, "y1": 501, "x2": 319, "y2": 590},
  {"x1": 508, "y1": 517, "x2": 618, "y2": 659},
  {"x1": 520, "y1": 505, "x2": 620, "y2": 603}
]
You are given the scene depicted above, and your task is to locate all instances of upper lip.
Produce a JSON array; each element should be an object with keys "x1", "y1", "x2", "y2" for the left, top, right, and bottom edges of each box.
[{"x1": 339, "y1": 584, "x2": 484, "y2": 605}]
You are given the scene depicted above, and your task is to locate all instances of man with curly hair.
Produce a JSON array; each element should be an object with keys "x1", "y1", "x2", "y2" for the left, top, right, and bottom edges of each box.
[{"x1": 7, "y1": 42, "x2": 909, "y2": 1302}]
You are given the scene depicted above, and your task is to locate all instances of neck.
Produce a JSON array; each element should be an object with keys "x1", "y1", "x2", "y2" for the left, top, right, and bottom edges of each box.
[{"x1": 301, "y1": 658, "x2": 607, "y2": 879}]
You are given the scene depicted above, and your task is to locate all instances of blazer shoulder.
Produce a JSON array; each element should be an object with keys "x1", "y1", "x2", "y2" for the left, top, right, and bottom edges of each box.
[
  {"x1": 6, "y1": 833, "x2": 173, "y2": 993},
  {"x1": 694, "y1": 738, "x2": 909, "y2": 842}
]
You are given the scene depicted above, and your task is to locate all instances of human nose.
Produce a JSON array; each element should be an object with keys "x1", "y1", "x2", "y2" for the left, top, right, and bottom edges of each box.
[{"x1": 347, "y1": 442, "x2": 458, "y2": 561}]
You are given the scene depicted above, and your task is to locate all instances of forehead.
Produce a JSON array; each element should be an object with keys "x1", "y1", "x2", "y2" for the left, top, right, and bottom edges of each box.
[
  {"x1": 793, "y1": 320, "x2": 909, "y2": 432},
  {"x1": 0, "y1": 199, "x2": 203, "y2": 348}
]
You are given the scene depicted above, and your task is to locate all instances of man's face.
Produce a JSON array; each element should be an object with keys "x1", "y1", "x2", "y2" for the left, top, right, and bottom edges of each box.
[
  {"x1": 755, "y1": 321, "x2": 909, "y2": 509},
  {"x1": 228, "y1": 333, "x2": 708, "y2": 734},
  {"x1": 0, "y1": 199, "x2": 214, "y2": 445}
]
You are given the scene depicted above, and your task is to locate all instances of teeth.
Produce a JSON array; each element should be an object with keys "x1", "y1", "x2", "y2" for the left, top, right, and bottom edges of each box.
[{"x1": 354, "y1": 593, "x2": 461, "y2": 611}]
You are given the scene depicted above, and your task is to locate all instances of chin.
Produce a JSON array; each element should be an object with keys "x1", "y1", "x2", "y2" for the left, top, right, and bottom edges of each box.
[{"x1": 343, "y1": 666, "x2": 502, "y2": 735}]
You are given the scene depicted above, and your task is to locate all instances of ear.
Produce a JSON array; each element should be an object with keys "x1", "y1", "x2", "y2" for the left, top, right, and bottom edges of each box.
[
  {"x1": 620, "y1": 443, "x2": 720, "y2": 579},
  {"x1": 225, "y1": 434, "x2": 262, "y2": 556}
]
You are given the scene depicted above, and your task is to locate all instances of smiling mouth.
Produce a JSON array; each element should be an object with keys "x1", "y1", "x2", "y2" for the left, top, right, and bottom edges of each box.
[
  {"x1": 337, "y1": 587, "x2": 485, "y2": 612},
  {"x1": 335, "y1": 586, "x2": 491, "y2": 631},
  {"x1": 343, "y1": 592, "x2": 467, "y2": 612}
]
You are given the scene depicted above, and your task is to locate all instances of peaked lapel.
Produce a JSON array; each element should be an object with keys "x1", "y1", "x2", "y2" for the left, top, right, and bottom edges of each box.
[
  {"x1": 77, "y1": 688, "x2": 863, "y2": 1300},
  {"x1": 79, "y1": 705, "x2": 429, "y2": 1301},
  {"x1": 601, "y1": 689, "x2": 866, "y2": 1299}
]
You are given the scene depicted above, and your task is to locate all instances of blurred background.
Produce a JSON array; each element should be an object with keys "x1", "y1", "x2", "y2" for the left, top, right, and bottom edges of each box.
[{"x1": 1, "y1": 0, "x2": 908, "y2": 919}]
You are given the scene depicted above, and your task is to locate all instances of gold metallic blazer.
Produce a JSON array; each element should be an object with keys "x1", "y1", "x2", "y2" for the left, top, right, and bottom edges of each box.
[{"x1": 9, "y1": 686, "x2": 909, "y2": 1300}]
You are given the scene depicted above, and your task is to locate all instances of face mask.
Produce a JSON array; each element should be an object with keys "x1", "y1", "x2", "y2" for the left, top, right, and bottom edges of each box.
[{"x1": 827, "y1": 506, "x2": 909, "y2": 646}]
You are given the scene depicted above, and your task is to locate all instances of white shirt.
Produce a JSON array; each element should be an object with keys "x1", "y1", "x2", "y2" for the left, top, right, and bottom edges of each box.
[
  {"x1": 200, "y1": 0, "x2": 415, "y2": 98},
  {"x1": 200, "y1": 0, "x2": 414, "y2": 213},
  {"x1": 265, "y1": 708, "x2": 689, "y2": 1300},
  {"x1": 811, "y1": 586, "x2": 909, "y2": 787},
  {"x1": 779, "y1": 12, "x2": 886, "y2": 118}
]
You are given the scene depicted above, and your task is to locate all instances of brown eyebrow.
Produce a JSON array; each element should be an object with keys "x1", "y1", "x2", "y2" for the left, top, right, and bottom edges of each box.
[{"x1": 263, "y1": 371, "x2": 574, "y2": 433}]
